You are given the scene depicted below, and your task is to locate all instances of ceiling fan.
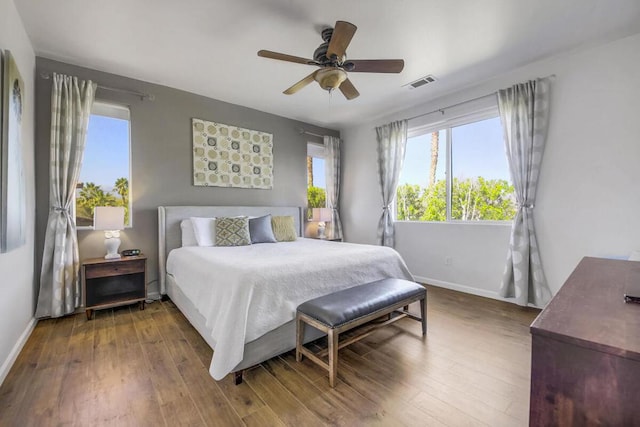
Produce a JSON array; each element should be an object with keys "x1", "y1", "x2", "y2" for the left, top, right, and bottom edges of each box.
[{"x1": 257, "y1": 21, "x2": 404, "y2": 100}]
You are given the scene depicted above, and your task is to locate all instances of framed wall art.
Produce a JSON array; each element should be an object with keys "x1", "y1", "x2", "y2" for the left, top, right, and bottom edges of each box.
[
  {"x1": 0, "y1": 49, "x2": 26, "y2": 252},
  {"x1": 192, "y1": 118, "x2": 273, "y2": 189}
]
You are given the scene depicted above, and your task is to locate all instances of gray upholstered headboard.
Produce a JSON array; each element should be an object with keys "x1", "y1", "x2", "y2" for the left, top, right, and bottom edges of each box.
[{"x1": 157, "y1": 206, "x2": 303, "y2": 294}]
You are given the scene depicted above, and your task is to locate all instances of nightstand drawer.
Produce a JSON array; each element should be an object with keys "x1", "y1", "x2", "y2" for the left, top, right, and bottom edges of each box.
[{"x1": 84, "y1": 259, "x2": 145, "y2": 279}]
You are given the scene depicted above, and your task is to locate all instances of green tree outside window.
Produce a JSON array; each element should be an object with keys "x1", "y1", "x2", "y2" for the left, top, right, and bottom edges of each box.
[
  {"x1": 76, "y1": 177, "x2": 129, "y2": 227},
  {"x1": 396, "y1": 178, "x2": 515, "y2": 222}
]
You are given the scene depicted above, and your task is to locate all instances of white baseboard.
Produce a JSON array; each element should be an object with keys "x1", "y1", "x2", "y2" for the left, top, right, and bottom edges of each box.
[
  {"x1": 0, "y1": 317, "x2": 37, "y2": 386},
  {"x1": 413, "y1": 275, "x2": 504, "y2": 301},
  {"x1": 413, "y1": 275, "x2": 543, "y2": 309}
]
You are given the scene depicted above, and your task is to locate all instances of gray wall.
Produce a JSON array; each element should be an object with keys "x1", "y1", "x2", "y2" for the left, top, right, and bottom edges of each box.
[{"x1": 35, "y1": 57, "x2": 338, "y2": 298}]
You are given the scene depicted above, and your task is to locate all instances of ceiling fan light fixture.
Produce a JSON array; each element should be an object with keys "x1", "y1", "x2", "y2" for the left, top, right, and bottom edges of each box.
[{"x1": 314, "y1": 68, "x2": 347, "y2": 91}]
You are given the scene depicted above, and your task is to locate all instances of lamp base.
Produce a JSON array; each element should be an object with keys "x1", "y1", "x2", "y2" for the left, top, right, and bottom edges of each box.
[
  {"x1": 317, "y1": 222, "x2": 326, "y2": 239},
  {"x1": 104, "y1": 237, "x2": 121, "y2": 259}
]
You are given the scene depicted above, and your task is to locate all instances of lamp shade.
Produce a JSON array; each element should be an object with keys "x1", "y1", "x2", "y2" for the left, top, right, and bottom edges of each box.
[
  {"x1": 94, "y1": 207, "x2": 125, "y2": 230},
  {"x1": 312, "y1": 208, "x2": 332, "y2": 223}
]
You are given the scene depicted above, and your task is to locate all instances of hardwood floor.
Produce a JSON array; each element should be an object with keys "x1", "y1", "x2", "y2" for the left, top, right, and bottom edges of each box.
[{"x1": 0, "y1": 286, "x2": 539, "y2": 426}]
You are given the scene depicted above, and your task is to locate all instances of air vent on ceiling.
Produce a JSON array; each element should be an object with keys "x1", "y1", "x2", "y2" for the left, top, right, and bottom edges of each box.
[{"x1": 405, "y1": 75, "x2": 437, "y2": 89}]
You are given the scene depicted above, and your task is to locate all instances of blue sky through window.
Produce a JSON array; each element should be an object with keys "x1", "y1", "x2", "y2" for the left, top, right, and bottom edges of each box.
[
  {"x1": 312, "y1": 157, "x2": 326, "y2": 188},
  {"x1": 80, "y1": 115, "x2": 130, "y2": 190},
  {"x1": 399, "y1": 116, "x2": 509, "y2": 186}
]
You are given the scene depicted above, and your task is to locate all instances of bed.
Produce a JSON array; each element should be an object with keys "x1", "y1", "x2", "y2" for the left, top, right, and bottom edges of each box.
[{"x1": 158, "y1": 205, "x2": 414, "y2": 381}]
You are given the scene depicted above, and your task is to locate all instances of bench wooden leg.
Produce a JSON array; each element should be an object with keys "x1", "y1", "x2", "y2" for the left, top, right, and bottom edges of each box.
[
  {"x1": 328, "y1": 328, "x2": 339, "y2": 388},
  {"x1": 296, "y1": 315, "x2": 304, "y2": 362},
  {"x1": 420, "y1": 297, "x2": 427, "y2": 336}
]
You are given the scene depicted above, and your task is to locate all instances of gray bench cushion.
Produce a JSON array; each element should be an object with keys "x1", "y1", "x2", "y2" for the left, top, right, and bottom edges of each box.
[{"x1": 297, "y1": 278, "x2": 425, "y2": 328}]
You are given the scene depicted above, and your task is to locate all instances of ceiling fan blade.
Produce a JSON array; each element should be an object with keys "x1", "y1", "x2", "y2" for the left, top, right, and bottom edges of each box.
[
  {"x1": 258, "y1": 50, "x2": 316, "y2": 65},
  {"x1": 348, "y1": 59, "x2": 405, "y2": 73},
  {"x1": 339, "y1": 78, "x2": 360, "y2": 100},
  {"x1": 283, "y1": 71, "x2": 318, "y2": 95},
  {"x1": 327, "y1": 21, "x2": 357, "y2": 59}
]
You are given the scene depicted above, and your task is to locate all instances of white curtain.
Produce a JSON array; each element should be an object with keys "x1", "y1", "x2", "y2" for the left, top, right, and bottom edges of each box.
[
  {"x1": 498, "y1": 77, "x2": 552, "y2": 307},
  {"x1": 375, "y1": 120, "x2": 408, "y2": 247},
  {"x1": 36, "y1": 73, "x2": 96, "y2": 318},
  {"x1": 323, "y1": 135, "x2": 343, "y2": 240}
]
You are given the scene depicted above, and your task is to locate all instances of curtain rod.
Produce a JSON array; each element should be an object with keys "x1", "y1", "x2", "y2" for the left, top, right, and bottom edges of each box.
[
  {"x1": 406, "y1": 74, "x2": 556, "y2": 122},
  {"x1": 39, "y1": 72, "x2": 154, "y2": 101},
  {"x1": 298, "y1": 128, "x2": 324, "y2": 139},
  {"x1": 406, "y1": 93, "x2": 495, "y2": 121}
]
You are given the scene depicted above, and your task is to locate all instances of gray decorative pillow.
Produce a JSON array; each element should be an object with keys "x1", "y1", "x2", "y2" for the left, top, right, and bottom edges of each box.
[
  {"x1": 215, "y1": 216, "x2": 251, "y2": 246},
  {"x1": 249, "y1": 215, "x2": 277, "y2": 243}
]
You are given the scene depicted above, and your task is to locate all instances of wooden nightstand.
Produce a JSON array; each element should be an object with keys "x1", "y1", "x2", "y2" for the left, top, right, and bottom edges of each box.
[{"x1": 82, "y1": 255, "x2": 147, "y2": 320}]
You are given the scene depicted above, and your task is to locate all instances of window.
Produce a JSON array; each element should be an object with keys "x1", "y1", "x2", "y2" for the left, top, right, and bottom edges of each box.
[
  {"x1": 307, "y1": 142, "x2": 326, "y2": 211},
  {"x1": 396, "y1": 108, "x2": 515, "y2": 222},
  {"x1": 75, "y1": 101, "x2": 131, "y2": 228}
]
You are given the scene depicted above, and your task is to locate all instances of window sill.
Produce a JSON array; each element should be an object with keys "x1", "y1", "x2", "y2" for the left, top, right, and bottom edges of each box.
[
  {"x1": 77, "y1": 225, "x2": 133, "y2": 231},
  {"x1": 394, "y1": 220, "x2": 512, "y2": 227}
]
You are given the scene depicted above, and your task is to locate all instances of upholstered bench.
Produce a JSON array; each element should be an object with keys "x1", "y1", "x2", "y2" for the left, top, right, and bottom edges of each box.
[{"x1": 296, "y1": 278, "x2": 427, "y2": 387}]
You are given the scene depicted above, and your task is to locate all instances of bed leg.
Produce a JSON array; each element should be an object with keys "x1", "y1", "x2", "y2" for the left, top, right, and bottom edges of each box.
[{"x1": 234, "y1": 370, "x2": 244, "y2": 385}]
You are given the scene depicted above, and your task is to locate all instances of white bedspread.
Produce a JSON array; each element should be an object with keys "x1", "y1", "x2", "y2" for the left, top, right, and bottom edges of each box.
[{"x1": 166, "y1": 238, "x2": 413, "y2": 379}]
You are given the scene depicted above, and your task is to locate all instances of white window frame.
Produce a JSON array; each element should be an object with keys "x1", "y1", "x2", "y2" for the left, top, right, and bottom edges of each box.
[
  {"x1": 398, "y1": 101, "x2": 512, "y2": 225},
  {"x1": 76, "y1": 100, "x2": 133, "y2": 229},
  {"x1": 307, "y1": 141, "x2": 325, "y2": 160}
]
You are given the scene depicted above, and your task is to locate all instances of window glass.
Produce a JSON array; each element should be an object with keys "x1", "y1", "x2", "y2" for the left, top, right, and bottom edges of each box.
[
  {"x1": 396, "y1": 113, "x2": 515, "y2": 222},
  {"x1": 451, "y1": 117, "x2": 515, "y2": 220},
  {"x1": 75, "y1": 102, "x2": 131, "y2": 227},
  {"x1": 397, "y1": 129, "x2": 446, "y2": 221},
  {"x1": 307, "y1": 143, "x2": 326, "y2": 210}
]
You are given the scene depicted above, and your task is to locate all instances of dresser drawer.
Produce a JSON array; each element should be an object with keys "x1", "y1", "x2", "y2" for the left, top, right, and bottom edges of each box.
[{"x1": 84, "y1": 259, "x2": 145, "y2": 279}]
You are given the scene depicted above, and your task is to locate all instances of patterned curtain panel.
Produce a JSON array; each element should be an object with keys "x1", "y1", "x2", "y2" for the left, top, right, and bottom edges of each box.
[
  {"x1": 323, "y1": 135, "x2": 343, "y2": 240},
  {"x1": 375, "y1": 120, "x2": 408, "y2": 247},
  {"x1": 497, "y1": 77, "x2": 552, "y2": 307},
  {"x1": 36, "y1": 74, "x2": 96, "y2": 318}
]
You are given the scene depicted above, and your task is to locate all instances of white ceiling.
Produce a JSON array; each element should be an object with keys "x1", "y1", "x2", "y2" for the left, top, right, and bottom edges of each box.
[{"x1": 14, "y1": 0, "x2": 640, "y2": 129}]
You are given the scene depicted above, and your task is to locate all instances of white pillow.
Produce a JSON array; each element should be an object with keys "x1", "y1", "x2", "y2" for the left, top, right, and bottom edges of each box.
[
  {"x1": 189, "y1": 217, "x2": 216, "y2": 246},
  {"x1": 180, "y1": 219, "x2": 198, "y2": 247}
]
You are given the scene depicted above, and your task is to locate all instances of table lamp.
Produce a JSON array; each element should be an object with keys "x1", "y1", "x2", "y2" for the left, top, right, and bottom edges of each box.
[
  {"x1": 94, "y1": 206, "x2": 125, "y2": 259},
  {"x1": 312, "y1": 208, "x2": 332, "y2": 239}
]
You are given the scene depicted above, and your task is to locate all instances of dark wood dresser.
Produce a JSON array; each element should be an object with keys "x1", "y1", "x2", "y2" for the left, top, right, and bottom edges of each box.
[{"x1": 529, "y1": 257, "x2": 640, "y2": 426}]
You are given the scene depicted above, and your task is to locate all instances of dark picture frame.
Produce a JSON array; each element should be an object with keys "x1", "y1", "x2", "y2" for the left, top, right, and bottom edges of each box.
[{"x1": 0, "y1": 49, "x2": 26, "y2": 252}]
